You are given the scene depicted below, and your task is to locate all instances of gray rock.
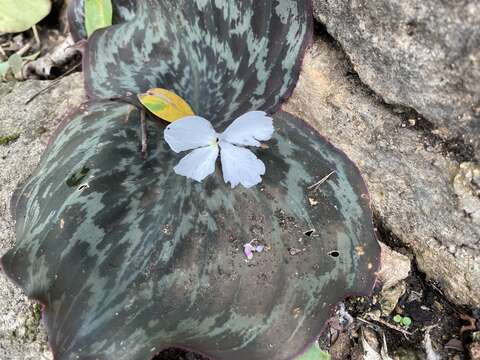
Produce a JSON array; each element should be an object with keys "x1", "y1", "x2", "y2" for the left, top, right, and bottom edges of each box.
[
  {"x1": 0, "y1": 73, "x2": 85, "y2": 360},
  {"x1": 283, "y1": 36, "x2": 480, "y2": 306},
  {"x1": 312, "y1": 0, "x2": 480, "y2": 156},
  {"x1": 377, "y1": 243, "x2": 411, "y2": 290},
  {"x1": 453, "y1": 162, "x2": 480, "y2": 224}
]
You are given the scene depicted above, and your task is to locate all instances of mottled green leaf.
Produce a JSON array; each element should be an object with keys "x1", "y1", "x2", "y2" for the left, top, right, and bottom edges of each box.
[
  {"x1": 0, "y1": 0, "x2": 51, "y2": 33},
  {"x1": 72, "y1": 0, "x2": 312, "y2": 126},
  {"x1": 3, "y1": 102, "x2": 379, "y2": 360},
  {"x1": 84, "y1": 0, "x2": 113, "y2": 37}
]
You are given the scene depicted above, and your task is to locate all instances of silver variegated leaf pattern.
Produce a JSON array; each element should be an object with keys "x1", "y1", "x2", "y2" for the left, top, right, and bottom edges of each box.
[
  {"x1": 2, "y1": 102, "x2": 380, "y2": 360},
  {"x1": 76, "y1": 0, "x2": 312, "y2": 126}
]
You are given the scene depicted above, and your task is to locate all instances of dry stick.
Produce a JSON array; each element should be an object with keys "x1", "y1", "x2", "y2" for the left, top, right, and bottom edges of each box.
[
  {"x1": 307, "y1": 170, "x2": 336, "y2": 191},
  {"x1": 140, "y1": 109, "x2": 148, "y2": 158},
  {"x1": 357, "y1": 317, "x2": 414, "y2": 338},
  {"x1": 32, "y1": 25, "x2": 41, "y2": 48},
  {"x1": 17, "y1": 42, "x2": 32, "y2": 56},
  {"x1": 24, "y1": 62, "x2": 81, "y2": 105}
]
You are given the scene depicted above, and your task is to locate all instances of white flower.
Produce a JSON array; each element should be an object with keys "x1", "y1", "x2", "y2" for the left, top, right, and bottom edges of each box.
[{"x1": 164, "y1": 111, "x2": 274, "y2": 188}]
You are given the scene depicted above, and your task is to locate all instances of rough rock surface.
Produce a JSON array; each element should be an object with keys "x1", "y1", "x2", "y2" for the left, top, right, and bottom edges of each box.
[
  {"x1": 312, "y1": 0, "x2": 480, "y2": 156},
  {"x1": 377, "y1": 243, "x2": 411, "y2": 290},
  {"x1": 0, "y1": 73, "x2": 85, "y2": 360},
  {"x1": 283, "y1": 35, "x2": 480, "y2": 306}
]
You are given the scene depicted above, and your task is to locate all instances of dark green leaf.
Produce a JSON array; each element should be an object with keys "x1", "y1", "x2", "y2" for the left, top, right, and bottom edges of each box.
[
  {"x1": 76, "y1": 0, "x2": 312, "y2": 126},
  {"x1": 3, "y1": 102, "x2": 379, "y2": 360}
]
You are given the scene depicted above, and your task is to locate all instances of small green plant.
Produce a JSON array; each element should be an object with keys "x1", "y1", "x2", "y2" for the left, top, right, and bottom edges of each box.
[
  {"x1": 84, "y1": 0, "x2": 112, "y2": 37},
  {"x1": 0, "y1": 0, "x2": 51, "y2": 33},
  {"x1": 393, "y1": 314, "x2": 412, "y2": 327},
  {"x1": 0, "y1": 133, "x2": 20, "y2": 145},
  {"x1": 296, "y1": 343, "x2": 330, "y2": 360}
]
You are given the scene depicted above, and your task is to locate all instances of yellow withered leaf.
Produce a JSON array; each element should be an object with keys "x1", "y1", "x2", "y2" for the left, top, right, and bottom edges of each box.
[{"x1": 137, "y1": 88, "x2": 194, "y2": 123}]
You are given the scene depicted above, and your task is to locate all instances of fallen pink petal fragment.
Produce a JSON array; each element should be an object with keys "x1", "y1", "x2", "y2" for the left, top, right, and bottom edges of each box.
[{"x1": 243, "y1": 243, "x2": 255, "y2": 259}]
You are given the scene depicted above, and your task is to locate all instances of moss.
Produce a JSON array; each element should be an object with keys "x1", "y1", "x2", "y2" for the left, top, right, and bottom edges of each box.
[
  {"x1": 20, "y1": 304, "x2": 42, "y2": 342},
  {"x1": 0, "y1": 133, "x2": 20, "y2": 145},
  {"x1": 32, "y1": 303, "x2": 42, "y2": 323}
]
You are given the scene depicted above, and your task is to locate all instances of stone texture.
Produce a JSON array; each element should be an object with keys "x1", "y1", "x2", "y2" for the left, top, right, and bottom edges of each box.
[
  {"x1": 283, "y1": 35, "x2": 480, "y2": 306},
  {"x1": 377, "y1": 243, "x2": 411, "y2": 290},
  {"x1": 0, "y1": 73, "x2": 85, "y2": 360},
  {"x1": 312, "y1": 0, "x2": 480, "y2": 156},
  {"x1": 453, "y1": 162, "x2": 480, "y2": 224}
]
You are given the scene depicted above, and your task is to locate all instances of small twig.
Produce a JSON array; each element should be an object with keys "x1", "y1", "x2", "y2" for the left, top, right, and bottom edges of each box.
[
  {"x1": 32, "y1": 25, "x2": 41, "y2": 48},
  {"x1": 357, "y1": 317, "x2": 414, "y2": 338},
  {"x1": 15, "y1": 42, "x2": 32, "y2": 57},
  {"x1": 459, "y1": 313, "x2": 477, "y2": 335},
  {"x1": 24, "y1": 62, "x2": 81, "y2": 105},
  {"x1": 307, "y1": 170, "x2": 336, "y2": 191},
  {"x1": 140, "y1": 109, "x2": 148, "y2": 158},
  {"x1": 357, "y1": 316, "x2": 380, "y2": 328}
]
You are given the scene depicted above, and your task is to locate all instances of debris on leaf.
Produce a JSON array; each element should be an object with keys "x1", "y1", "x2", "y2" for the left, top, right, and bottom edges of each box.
[
  {"x1": 243, "y1": 243, "x2": 255, "y2": 260},
  {"x1": 307, "y1": 170, "x2": 336, "y2": 191},
  {"x1": 138, "y1": 88, "x2": 195, "y2": 123},
  {"x1": 308, "y1": 197, "x2": 319, "y2": 206},
  {"x1": 289, "y1": 247, "x2": 302, "y2": 256},
  {"x1": 164, "y1": 111, "x2": 274, "y2": 188},
  {"x1": 243, "y1": 241, "x2": 266, "y2": 260},
  {"x1": 255, "y1": 245, "x2": 264, "y2": 253}
]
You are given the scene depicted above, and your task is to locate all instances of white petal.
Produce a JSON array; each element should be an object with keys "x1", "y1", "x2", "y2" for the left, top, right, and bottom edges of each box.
[
  {"x1": 219, "y1": 141, "x2": 266, "y2": 188},
  {"x1": 164, "y1": 116, "x2": 217, "y2": 153},
  {"x1": 174, "y1": 146, "x2": 219, "y2": 182},
  {"x1": 219, "y1": 111, "x2": 273, "y2": 147}
]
